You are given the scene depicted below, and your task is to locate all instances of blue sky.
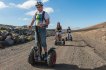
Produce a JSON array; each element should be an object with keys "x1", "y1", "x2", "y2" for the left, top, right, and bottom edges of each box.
[{"x1": 0, "y1": 0, "x2": 106, "y2": 29}]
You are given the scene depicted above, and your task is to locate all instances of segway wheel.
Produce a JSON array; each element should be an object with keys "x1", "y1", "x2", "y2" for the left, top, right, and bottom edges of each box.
[
  {"x1": 55, "y1": 40, "x2": 58, "y2": 45},
  {"x1": 28, "y1": 49, "x2": 36, "y2": 66},
  {"x1": 47, "y1": 50, "x2": 56, "y2": 67},
  {"x1": 66, "y1": 37, "x2": 67, "y2": 41},
  {"x1": 62, "y1": 39, "x2": 65, "y2": 45},
  {"x1": 63, "y1": 40, "x2": 65, "y2": 45},
  {"x1": 71, "y1": 36, "x2": 73, "y2": 41}
]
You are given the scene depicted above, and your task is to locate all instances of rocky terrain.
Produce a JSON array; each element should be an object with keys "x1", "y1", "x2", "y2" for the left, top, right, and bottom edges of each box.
[{"x1": 0, "y1": 25, "x2": 55, "y2": 48}]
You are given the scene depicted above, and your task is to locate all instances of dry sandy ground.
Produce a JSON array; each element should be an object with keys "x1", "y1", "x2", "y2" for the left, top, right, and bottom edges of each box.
[
  {"x1": 79, "y1": 28, "x2": 106, "y2": 60},
  {"x1": 0, "y1": 32, "x2": 106, "y2": 70}
]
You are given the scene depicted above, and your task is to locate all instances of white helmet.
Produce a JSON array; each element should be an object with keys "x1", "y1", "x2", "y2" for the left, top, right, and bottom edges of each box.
[{"x1": 35, "y1": 2, "x2": 43, "y2": 6}]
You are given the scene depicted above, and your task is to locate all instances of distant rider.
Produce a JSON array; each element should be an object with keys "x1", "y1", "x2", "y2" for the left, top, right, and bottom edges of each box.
[
  {"x1": 67, "y1": 27, "x2": 71, "y2": 33},
  {"x1": 55, "y1": 22, "x2": 62, "y2": 41}
]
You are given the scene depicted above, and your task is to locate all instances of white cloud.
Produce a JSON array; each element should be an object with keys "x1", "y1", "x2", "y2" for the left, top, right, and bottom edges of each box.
[
  {"x1": 26, "y1": 10, "x2": 37, "y2": 16},
  {"x1": 0, "y1": 0, "x2": 50, "y2": 9},
  {"x1": 17, "y1": 0, "x2": 37, "y2": 9},
  {"x1": 27, "y1": 0, "x2": 49, "y2": 3},
  {"x1": 26, "y1": 7, "x2": 54, "y2": 16},
  {"x1": 44, "y1": 7, "x2": 54, "y2": 14},
  {"x1": 18, "y1": 17, "x2": 30, "y2": 21},
  {"x1": 9, "y1": 3, "x2": 16, "y2": 7},
  {"x1": 16, "y1": 0, "x2": 50, "y2": 9},
  {"x1": 23, "y1": 18, "x2": 29, "y2": 21},
  {"x1": 0, "y1": 1, "x2": 8, "y2": 9},
  {"x1": 42, "y1": 0, "x2": 49, "y2": 3}
]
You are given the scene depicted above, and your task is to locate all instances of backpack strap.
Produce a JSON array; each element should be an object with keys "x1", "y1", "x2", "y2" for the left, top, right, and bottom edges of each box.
[
  {"x1": 42, "y1": 11, "x2": 48, "y2": 28},
  {"x1": 42, "y1": 11, "x2": 46, "y2": 22},
  {"x1": 35, "y1": 12, "x2": 37, "y2": 17}
]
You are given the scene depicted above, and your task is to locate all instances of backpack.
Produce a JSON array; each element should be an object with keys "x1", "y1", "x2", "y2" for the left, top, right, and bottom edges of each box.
[
  {"x1": 35, "y1": 11, "x2": 46, "y2": 22},
  {"x1": 35, "y1": 11, "x2": 48, "y2": 28}
]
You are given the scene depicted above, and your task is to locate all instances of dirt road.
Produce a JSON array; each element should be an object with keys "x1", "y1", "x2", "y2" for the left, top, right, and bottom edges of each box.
[{"x1": 0, "y1": 32, "x2": 106, "y2": 70}]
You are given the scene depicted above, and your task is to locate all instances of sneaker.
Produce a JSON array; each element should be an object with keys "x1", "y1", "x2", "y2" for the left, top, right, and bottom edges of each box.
[
  {"x1": 44, "y1": 53, "x2": 47, "y2": 61},
  {"x1": 44, "y1": 56, "x2": 47, "y2": 61}
]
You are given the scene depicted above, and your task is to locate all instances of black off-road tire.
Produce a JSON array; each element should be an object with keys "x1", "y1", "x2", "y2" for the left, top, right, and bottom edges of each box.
[
  {"x1": 28, "y1": 49, "x2": 36, "y2": 66},
  {"x1": 47, "y1": 50, "x2": 56, "y2": 67}
]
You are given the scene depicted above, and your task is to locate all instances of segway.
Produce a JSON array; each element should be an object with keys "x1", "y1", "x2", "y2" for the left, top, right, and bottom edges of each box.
[
  {"x1": 65, "y1": 33, "x2": 72, "y2": 41},
  {"x1": 28, "y1": 26, "x2": 56, "y2": 67},
  {"x1": 55, "y1": 31, "x2": 65, "y2": 46}
]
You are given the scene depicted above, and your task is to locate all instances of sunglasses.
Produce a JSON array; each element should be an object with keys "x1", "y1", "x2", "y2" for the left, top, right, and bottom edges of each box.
[
  {"x1": 37, "y1": 7, "x2": 41, "y2": 8},
  {"x1": 36, "y1": 5, "x2": 42, "y2": 8}
]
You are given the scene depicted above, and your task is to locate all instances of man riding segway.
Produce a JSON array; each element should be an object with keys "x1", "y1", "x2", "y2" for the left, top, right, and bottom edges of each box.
[
  {"x1": 28, "y1": 2, "x2": 56, "y2": 67},
  {"x1": 28, "y1": 1, "x2": 49, "y2": 61}
]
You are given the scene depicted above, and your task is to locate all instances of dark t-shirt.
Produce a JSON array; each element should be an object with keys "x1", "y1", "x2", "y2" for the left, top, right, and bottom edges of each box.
[
  {"x1": 56, "y1": 26, "x2": 62, "y2": 32},
  {"x1": 67, "y1": 29, "x2": 71, "y2": 33}
]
